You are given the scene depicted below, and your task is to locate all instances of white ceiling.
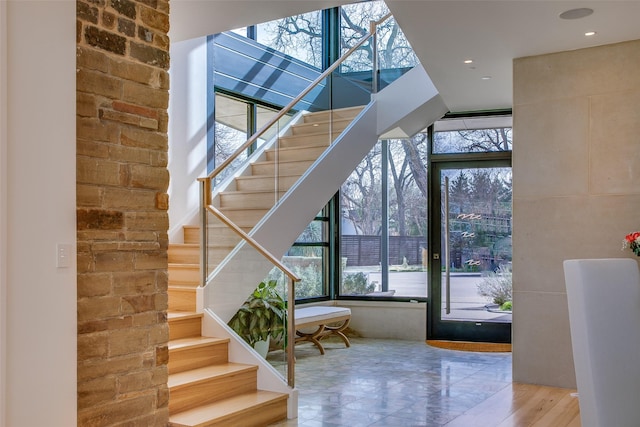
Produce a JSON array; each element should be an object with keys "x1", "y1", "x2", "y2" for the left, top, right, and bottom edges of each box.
[{"x1": 170, "y1": 0, "x2": 640, "y2": 114}]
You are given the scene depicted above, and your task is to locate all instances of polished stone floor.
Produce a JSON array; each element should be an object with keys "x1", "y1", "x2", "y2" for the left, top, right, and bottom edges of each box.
[{"x1": 269, "y1": 337, "x2": 512, "y2": 426}]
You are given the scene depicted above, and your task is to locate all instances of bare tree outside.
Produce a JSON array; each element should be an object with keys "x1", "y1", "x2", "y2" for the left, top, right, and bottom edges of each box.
[
  {"x1": 255, "y1": 0, "x2": 417, "y2": 73},
  {"x1": 434, "y1": 128, "x2": 513, "y2": 154}
]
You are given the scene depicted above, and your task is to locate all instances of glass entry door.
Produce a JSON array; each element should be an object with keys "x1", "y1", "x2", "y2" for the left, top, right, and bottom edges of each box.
[{"x1": 429, "y1": 161, "x2": 512, "y2": 343}]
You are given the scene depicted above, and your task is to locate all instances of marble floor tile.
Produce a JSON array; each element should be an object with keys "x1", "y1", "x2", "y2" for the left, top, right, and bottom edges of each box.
[{"x1": 269, "y1": 338, "x2": 512, "y2": 427}]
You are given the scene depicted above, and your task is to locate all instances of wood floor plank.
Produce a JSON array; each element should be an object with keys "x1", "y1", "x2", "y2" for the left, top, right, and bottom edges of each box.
[
  {"x1": 443, "y1": 383, "x2": 541, "y2": 427},
  {"x1": 531, "y1": 392, "x2": 581, "y2": 427},
  {"x1": 443, "y1": 383, "x2": 580, "y2": 427},
  {"x1": 495, "y1": 385, "x2": 573, "y2": 427}
]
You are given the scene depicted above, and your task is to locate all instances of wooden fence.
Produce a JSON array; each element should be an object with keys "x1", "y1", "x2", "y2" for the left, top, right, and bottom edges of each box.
[{"x1": 341, "y1": 235, "x2": 426, "y2": 267}]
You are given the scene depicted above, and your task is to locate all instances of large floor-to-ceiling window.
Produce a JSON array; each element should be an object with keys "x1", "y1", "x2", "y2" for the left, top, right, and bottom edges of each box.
[
  {"x1": 209, "y1": 1, "x2": 439, "y2": 305},
  {"x1": 339, "y1": 135, "x2": 429, "y2": 299}
]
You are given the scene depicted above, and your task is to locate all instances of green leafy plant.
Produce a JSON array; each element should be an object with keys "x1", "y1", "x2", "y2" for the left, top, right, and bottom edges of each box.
[
  {"x1": 500, "y1": 301, "x2": 512, "y2": 311},
  {"x1": 477, "y1": 264, "x2": 512, "y2": 306},
  {"x1": 342, "y1": 272, "x2": 375, "y2": 295},
  {"x1": 228, "y1": 280, "x2": 287, "y2": 347}
]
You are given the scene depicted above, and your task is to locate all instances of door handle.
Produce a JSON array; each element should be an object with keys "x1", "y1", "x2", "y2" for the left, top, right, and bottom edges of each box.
[{"x1": 444, "y1": 176, "x2": 451, "y2": 315}]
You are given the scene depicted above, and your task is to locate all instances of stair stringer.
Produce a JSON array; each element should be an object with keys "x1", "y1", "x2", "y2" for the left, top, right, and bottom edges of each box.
[
  {"x1": 376, "y1": 64, "x2": 448, "y2": 138},
  {"x1": 200, "y1": 308, "x2": 299, "y2": 419},
  {"x1": 205, "y1": 65, "x2": 447, "y2": 323},
  {"x1": 205, "y1": 103, "x2": 378, "y2": 323}
]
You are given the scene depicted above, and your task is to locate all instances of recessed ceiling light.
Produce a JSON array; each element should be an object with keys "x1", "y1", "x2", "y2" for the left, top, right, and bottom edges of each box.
[
  {"x1": 559, "y1": 8, "x2": 594, "y2": 20},
  {"x1": 481, "y1": 76, "x2": 492, "y2": 80},
  {"x1": 585, "y1": 31, "x2": 597, "y2": 36},
  {"x1": 464, "y1": 59, "x2": 473, "y2": 64}
]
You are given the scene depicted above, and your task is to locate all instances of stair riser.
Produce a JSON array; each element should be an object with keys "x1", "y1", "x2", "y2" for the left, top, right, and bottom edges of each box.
[
  {"x1": 277, "y1": 133, "x2": 335, "y2": 148},
  {"x1": 190, "y1": 227, "x2": 253, "y2": 247},
  {"x1": 169, "y1": 245, "x2": 200, "y2": 264},
  {"x1": 199, "y1": 398, "x2": 288, "y2": 427},
  {"x1": 234, "y1": 175, "x2": 299, "y2": 192},
  {"x1": 291, "y1": 119, "x2": 351, "y2": 136},
  {"x1": 183, "y1": 227, "x2": 199, "y2": 244},
  {"x1": 169, "y1": 265, "x2": 200, "y2": 285},
  {"x1": 251, "y1": 160, "x2": 312, "y2": 176},
  {"x1": 169, "y1": 370, "x2": 257, "y2": 415},
  {"x1": 169, "y1": 243, "x2": 236, "y2": 262},
  {"x1": 302, "y1": 107, "x2": 363, "y2": 123},
  {"x1": 169, "y1": 315, "x2": 202, "y2": 341},
  {"x1": 264, "y1": 146, "x2": 326, "y2": 162},
  {"x1": 219, "y1": 191, "x2": 286, "y2": 210},
  {"x1": 169, "y1": 343, "x2": 229, "y2": 375},
  {"x1": 168, "y1": 288, "x2": 197, "y2": 312},
  {"x1": 219, "y1": 209, "x2": 267, "y2": 228}
]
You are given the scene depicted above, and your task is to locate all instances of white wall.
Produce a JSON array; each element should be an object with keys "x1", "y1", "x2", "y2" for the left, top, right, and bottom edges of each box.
[
  {"x1": 341, "y1": 301, "x2": 427, "y2": 341},
  {"x1": 512, "y1": 39, "x2": 640, "y2": 389},
  {"x1": 0, "y1": 2, "x2": 77, "y2": 425},
  {"x1": 0, "y1": 1, "x2": 7, "y2": 422},
  {"x1": 168, "y1": 37, "x2": 208, "y2": 242}
]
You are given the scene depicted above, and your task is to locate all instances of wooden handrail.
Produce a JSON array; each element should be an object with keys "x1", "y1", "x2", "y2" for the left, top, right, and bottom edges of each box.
[
  {"x1": 199, "y1": 12, "x2": 393, "y2": 389},
  {"x1": 199, "y1": 12, "x2": 393, "y2": 184},
  {"x1": 205, "y1": 204, "x2": 299, "y2": 387},
  {"x1": 205, "y1": 205, "x2": 300, "y2": 283}
]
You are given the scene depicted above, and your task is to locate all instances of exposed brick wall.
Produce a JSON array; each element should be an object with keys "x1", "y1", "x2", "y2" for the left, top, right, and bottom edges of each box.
[{"x1": 76, "y1": 0, "x2": 171, "y2": 425}]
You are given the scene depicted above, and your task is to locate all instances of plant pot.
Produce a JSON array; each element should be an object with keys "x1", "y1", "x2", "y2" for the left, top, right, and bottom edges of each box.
[{"x1": 253, "y1": 337, "x2": 270, "y2": 358}]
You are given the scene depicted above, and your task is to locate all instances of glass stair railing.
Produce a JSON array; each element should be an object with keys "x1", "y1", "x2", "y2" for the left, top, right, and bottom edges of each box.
[{"x1": 197, "y1": 12, "x2": 416, "y2": 388}]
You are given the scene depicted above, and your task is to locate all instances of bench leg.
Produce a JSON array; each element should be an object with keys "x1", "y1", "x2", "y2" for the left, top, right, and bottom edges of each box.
[
  {"x1": 295, "y1": 318, "x2": 351, "y2": 354},
  {"x1": 295, "y1": 325, "x2": 327, "y2": 355},
  {"x1": 324, "y1": 318, "x2": 351, "y2": 348}
]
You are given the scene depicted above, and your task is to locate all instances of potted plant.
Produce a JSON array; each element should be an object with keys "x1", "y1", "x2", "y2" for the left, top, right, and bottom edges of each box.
[{"x1": 227, "y1": 280, "x2": 287, "y2": 357}]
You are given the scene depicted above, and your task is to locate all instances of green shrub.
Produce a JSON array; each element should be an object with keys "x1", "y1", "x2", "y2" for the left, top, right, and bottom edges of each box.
[
  {"x1": 342, "y1": 272, "x2": 375, "y2": 295},
  {"x1": 500, "y1": 300, "x2": 512, "y2": 311}
]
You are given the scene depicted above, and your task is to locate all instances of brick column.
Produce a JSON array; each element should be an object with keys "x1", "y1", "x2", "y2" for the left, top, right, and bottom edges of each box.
[{"x1": 76, "y1": 0, "x2": 171, "y2": 425}]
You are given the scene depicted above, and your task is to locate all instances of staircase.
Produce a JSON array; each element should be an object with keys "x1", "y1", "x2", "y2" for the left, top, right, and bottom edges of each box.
[
  {"x1": 167, "y1": 226, "x2": 288, "y2": 427},
  {"x1": 215, "y1": 106, "x2": 363, "y2": 228},
  {"x1": 165, "y1": 106, "x2": 364, "y2": 425}
]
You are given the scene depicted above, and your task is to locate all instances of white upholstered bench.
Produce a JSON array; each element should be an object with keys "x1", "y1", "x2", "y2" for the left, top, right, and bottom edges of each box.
[{"x1": 294, "y1": 306, "x2": 351, "y2": 355}]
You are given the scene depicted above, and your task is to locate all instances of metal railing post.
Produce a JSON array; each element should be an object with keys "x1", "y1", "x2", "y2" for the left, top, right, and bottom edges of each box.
[
  {"x1": 199, "y1": 179, "x2": 209, "y2": 287},
  {"x1": 370, "y1": 19, "x2": 378, "y2": 93},
  {"x1": 287, "y1": 276, "x2": 295, "y2": 387}
]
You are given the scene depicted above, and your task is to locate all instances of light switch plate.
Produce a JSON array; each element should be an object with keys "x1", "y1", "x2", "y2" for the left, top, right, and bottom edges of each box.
[{"x1": 57, "y1": 243, "x2": 73, "y2": 268}]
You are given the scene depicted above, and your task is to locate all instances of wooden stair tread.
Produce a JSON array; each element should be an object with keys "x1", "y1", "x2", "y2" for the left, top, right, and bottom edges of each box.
[
  {"x1": 302, "y1": 106, "x2": 363, "y2": 122},
  {"x1": 169, "y1": 263, "x2": 200, "y2": 268},
  {"x1": 168, "y1": 363, "x2": 257, "y2": 389},
  {"x1": 170, "y1": 243, "x2": 199, "y2": 248},
  {"x1": 169, "y1": 336, "x2": 229, "y2": 351},
  {"x1": 235, "y1": 173, "x2": 299, "y2": 180},
  {"x1": 168, "y1": 390, "x2": 288, "y2": 426},
  {"x1": 168, "y1": 280, "x2": 199, "y2": 287},
  {"x1": 168, "y1": 284, "x2": 199, "y2": 290},
  {"x1": 219, "y1": 189, "x2": 286, "y2": 196},
  {"x1": 266, "y1": 143, "x2": 327, "y2": 152},
  {"x1": 218, "y1": 207, "x2": 269, "y2": 213},
  {"x1": 279, "y1": 130, "x2": 340, "y2": 138},
  {"x1": 251, "y1": 158, "x2": 312, "y2": 166},
  {"x1": 168, "y1": 312, "x2": 201, "y2": 321},
  {"x1": 293, "y1": 117, "x2": 353, "y2": 128}
]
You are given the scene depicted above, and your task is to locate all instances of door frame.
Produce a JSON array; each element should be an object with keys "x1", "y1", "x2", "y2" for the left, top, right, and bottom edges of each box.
[{"x1": 427, "y1": 152, "x2": 512, "y2": 343}]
